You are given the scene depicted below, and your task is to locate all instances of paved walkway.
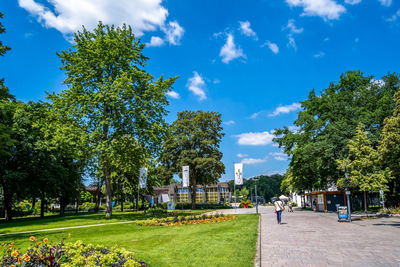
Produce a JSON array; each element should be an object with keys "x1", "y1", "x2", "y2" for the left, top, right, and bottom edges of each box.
[
  {"x1": 212, "y1": 206, "x2": 400, "y2": 266},
  {"x1": 259, "y1": 206, "x2": 400, "y2": 267}
]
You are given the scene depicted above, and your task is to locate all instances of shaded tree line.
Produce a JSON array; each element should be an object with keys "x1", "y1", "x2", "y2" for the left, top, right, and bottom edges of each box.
[{"x1": 275, "y1": 71, "x2": 400, "y2": 208}]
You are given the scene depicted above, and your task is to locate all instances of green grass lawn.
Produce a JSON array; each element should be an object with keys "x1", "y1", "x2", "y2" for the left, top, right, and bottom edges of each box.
[
  {"x1": 0, "y1": 213, "x2": 259, "y2": 267},
  {"x1": 0, "y1": 210, "x2": 205, "y2": 234}
]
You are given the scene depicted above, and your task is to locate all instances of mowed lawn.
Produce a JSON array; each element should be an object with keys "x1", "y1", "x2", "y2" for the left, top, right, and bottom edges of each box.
[{"x1": 0, "y1": 213, "x2": 259, "y2": 267}]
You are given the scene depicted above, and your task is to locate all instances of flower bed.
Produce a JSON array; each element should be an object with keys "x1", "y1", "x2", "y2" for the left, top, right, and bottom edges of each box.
[
  {"x1": 136, "y1": 213, "x2": 235, "y2": 226},
  {"x1": 1, "y1": 236, "x2": 145, "y2": 266},
  {"x1": 379, "y1": 207, "x2": 400, "y2": 215}
]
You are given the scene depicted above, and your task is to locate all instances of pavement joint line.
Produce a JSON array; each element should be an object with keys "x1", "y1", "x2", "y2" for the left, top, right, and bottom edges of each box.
[{"x1": 0, "y1": 220, "x2": 136, "y2": 236}]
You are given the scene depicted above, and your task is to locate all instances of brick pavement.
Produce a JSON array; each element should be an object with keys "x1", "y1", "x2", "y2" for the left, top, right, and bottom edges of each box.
[{"x1": 259, "y1": 205, "x2": 400, "y2": 267}]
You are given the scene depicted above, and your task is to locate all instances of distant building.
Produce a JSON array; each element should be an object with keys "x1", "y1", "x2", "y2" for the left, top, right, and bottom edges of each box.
[{"x1": 153, "y1": 182, "x2": 231, "y2": 204}]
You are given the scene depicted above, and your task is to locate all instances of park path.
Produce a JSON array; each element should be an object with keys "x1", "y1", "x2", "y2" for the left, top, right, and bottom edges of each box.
[
  {"x1": 212, "y1": 206, "x2": 400, "y2": 266},
  {"x1": 0, "y1": 220, "x2": 136, "y2": 237},
  {"x1": 258, "y1": 205, "x2": 400, "y2": 267}
]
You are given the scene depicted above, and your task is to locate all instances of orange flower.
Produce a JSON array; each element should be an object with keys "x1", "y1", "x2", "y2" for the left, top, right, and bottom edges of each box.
[
  {"x1": 29, "y1": 236, "x2": 36, "y2": 242},
  {"x1": 11, "y1": 242, "x2": 14, "y2": 246},
  {"x1": 18, "y1": 257, "x2": 23, "y2": 263},
  {"x1": 37, "y1": 242, "x2": 41, "y2": 246},
  {"x1": 25, "y1": 256, "x2": 31, "y2": 262},
  {"x1": 68, "y1": 233, "x2": 71, "y2": 238},
  {"x1": 23, "y1": 253, "x2": 28, "y2": 258},
  {"x1": 43, "y1": 238, "x2": 48, "y2": 243},
  {"x1": 7, "y1": 245, "x2": 12, "y2": 249},
  {"x1": 11, "y1": 250, "x2": 19, "y2": 257},
  {"x1": 10, "y1": 265, "x2": 15, "y2": 267}
]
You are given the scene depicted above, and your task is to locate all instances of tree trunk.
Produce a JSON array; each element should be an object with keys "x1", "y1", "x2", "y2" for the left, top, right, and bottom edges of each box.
[
  {"x1": 94, "y1": 179, "x2": 101, "y2": 213},
  {"x1": 40, "y1": 191, "x2": 45, "y2": 218},
  {"x1": 364, "y1": 191, "x2": 368, "y2": 214},
  {"x1": 105, "y1": 172, "x2": 112, "y2": 218},
  {"x1": 74, "y1": 198, "x2": 78, "y2": 215},
  {"x1": 32, "y1": 196, "x2": 36, "y2": 209},
  {"x1": 3, "y1": 189, "x2": 12, "y2": 221},
  {"x1": 121, "y1": 194, "x2": 124, "y2": 212}
]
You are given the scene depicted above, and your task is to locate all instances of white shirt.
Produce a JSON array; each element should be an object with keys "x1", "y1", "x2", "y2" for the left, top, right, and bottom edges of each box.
[{"x1": 275, "y1": 200, "x2": 283, "y2": 211}]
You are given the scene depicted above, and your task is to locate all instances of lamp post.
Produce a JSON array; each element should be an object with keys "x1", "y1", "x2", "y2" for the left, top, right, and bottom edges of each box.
[
  {"x1": 252, "y1": 178, "x2": 258, "y2": 214},
  {"x1": 345, "y1": 167, "x2": 352, "y2": 223}
]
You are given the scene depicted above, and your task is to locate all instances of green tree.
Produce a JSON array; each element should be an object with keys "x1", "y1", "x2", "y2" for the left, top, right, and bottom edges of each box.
[
  {"x1": 48, "y1": 22, "x2": 176, "y2": 217},
  {"x1": 378, "y1": 90, "x2": 400, "y2": 206},
  {"x1": 274, "y1": 71, "x2": 399, "y2": 192},
  {"x1": 159, "y1": 110, "x2": 225, "y2": 209},
  {"x1": 337, "y1": 123, "x2": 392, "y2": 212}
]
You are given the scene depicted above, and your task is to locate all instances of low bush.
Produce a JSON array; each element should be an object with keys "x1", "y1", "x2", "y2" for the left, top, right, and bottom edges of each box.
[{"x1": 0, "y1": 236, "x2": 145, "y2": 266}]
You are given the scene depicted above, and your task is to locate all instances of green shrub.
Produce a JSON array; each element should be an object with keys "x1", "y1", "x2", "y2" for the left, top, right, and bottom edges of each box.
[
  {"x1": 79, "y1": 202, "x2": 96, "y2": 211},
  {"x1": 12, "y1": 200, "x2": 34, "y2": 217},
  {"x1": 0, "y1": 237, "x2": 143, "y2": 266}
]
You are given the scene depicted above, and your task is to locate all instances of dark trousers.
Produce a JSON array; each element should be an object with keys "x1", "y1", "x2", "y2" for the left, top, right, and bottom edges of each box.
[{"x1": 276, "y1": 210, "x2": 282, "y2": 223}]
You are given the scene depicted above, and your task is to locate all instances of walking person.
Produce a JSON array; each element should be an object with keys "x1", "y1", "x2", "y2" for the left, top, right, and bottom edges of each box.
[{"x1": 274, "y1": 198, "x2": 285, "y2": 224}]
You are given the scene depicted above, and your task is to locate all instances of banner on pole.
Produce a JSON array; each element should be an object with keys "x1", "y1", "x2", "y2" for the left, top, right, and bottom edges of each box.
[
  {"x1": 182, "y1": 166, "x2": 189, "y2": 187},
  {"x1": 139, "y1": 168, "x2": 148, "y2": 189},
  {"x1": 234, "y1": 163, "x2": 243, "y2": 185}
]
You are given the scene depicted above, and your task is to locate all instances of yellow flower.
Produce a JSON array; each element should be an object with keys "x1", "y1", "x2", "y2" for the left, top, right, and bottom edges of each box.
[
  {"x1": 41, "y1": 255, "x2": 45, "y2": 260},
  {"x1": 37, "y1": 242, "x2": 41, "y2": 246},
  {"x1": 18, "y1": 257, "x2": 23, "y2": 263},
  {"x1": 43, "y1": 238, "x2": 48, "y2": 243},
  {"x1": 68, "y1": 233, "x2": 71, "y2": 238},
  {"x1": 11, "y1": 242, "x2": 14, "y2": 246},
  {"x1": 25, "y1": 256, "x2": 31, "y2": 262},
  {"x1": 11, "y1": 250, "x2": 19, "y2": 257},
  {"x1": 29, "y1": 236, "x2": 36, "y2": 242},
  {"x1": 10, "y1": 265, "x2": 15, "y2": 267},
  {"x1": 7, "y1": 245, "x2": 12, "y2": 249}
]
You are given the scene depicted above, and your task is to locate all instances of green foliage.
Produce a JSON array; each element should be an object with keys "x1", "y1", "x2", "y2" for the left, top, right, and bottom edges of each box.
[
  {"x1": 240, "y1": 187, "x2": 249, "y2": 197},
  {"x1": 1, "y1": 237, "x2": 141, "y2": 266},
  {"x1": 48, "y1": 22, "x2": 177, "y2": 217},
  {"x1": 274, "y1": 71, "x2": 399, "y2": 192},
  {"x1": 159, "y1": 110, "x2": 225, "y2": 208},
  {"x1": 337, "y1": 123, "x2": 392, "y2": 192},
  {"x1": 378, "y1": 90, "x2": 400, "y2": 205},
  {"x1": 80, "y1": 191, "x2": 92, "y2": 202}
]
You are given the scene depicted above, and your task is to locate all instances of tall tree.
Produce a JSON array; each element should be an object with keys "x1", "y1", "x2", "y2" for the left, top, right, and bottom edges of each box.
[
  {"x1": 274, "y1": 71, "x2": 399, "y2": 192},
  {"x1": 48, "y1": 22, "x2": 176, "y2": 217},
  {"x1": 378, "y1": 90, "x2": 400, "y2": 206},
  {"x1": 159, "y1": 110, "x2": 225, "y2": 209},
  {"x1": 337, "y1": 123, "x2": 392, "y2": 212}
]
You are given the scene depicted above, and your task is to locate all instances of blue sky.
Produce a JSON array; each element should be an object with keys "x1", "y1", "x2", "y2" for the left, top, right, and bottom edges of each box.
[{"x1": 1, "y1": 0, "x2": 400, "y2": 181}]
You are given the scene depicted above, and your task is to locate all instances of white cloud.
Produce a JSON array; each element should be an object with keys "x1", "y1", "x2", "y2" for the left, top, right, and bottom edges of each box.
[
  {"x1": 147, "y1": 36, "x2": 164, "y2": 47},
  {"x1": 237, "y1": 153, "x2": 248, "y2": 158},
  {"x1": 166, "y1": 91, "x2": 180, "y2": 99},
  {"x1": 345, "y1": 0, "x2": 362, "y2": 4},
  {"x1": 250, "y1": 111, "x2": 263, "y2": 119},
  {"x1": 239, "y1": 21, "x2": 257, "y2": 39},
  {"x1": 223, "y1": 120, "x2": 235, "y2": 125},
  {"x1": 269, "y1": 152, "x2": 288, "y2": 161},
  {"x1": 234, "y1": 131, "x2": 275, "y2": 146},
  {"x1": 285, "y1": 0, "x2": 346, "y2": 20},
  {"x1": 371, "y1": 79, "x2": 386, "y2": 87},
  {"x1": 263, "y1": 170, "x2": 286, "y2": 176},
  {"x1": 241, "y1": 157, "x2": 267, "y2": 165},
  {"x1": 386, "y1": 9, "x2": 400, "y2": 22},
  {"x1": 269, "y1": 103, "x2": 301, "y2": 117},
  {"x1": 219, "y1": 33, "x2": 245, "y2": 64},
  {"x1": 287, "y1": 36, "x2": 297, "y2": 50},
  {"x1": 18, "y1": 0, "x2": 184, "y2": 44},
  {"x1": 263, "y1": 41, "x2": 279, "y2": 54},
  {"x1": 163, "y1": 21, "x2": 184, "y2": 45},
  {"x1": 285, "y1": 19, "x2": 304, "y2": 34},
  {"x1": 288, "y1": 125, "x2": 301, "y2": 132},
  {"x1": 313, "y1": 51, "x2": 325, "y2": 58},
  {"x1": 187, "y1": 71, "x2": 206, "y2": 101},
  {"x1": 379, "y1": 0, "x2": 392, "y2": 7},
  {"x1": 283, "y1": 20, "x2": 303, "y2": 50}
]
